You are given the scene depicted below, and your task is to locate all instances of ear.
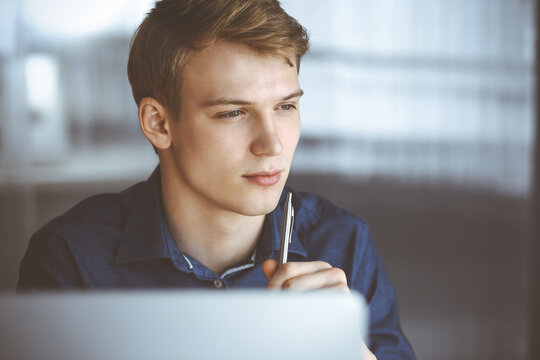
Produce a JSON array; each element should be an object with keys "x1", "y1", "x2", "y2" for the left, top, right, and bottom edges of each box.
[{"x1": 138, "y1": 97, "x2": 172, "y2": 150}]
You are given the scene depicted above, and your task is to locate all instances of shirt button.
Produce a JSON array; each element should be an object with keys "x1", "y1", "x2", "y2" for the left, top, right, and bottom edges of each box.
[{"x1": 213, "y1": 279, "x2": 224, "y2": 289}]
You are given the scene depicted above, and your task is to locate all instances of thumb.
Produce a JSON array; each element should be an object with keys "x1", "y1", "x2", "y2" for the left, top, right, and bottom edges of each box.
[{"x1": 262, "y1": 259, "x2": 279, "y2": 282}]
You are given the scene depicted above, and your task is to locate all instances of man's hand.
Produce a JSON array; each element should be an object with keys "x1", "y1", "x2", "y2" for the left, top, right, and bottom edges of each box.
[
  {"x1": 262, "y1": 259, "x2": 377, "y2": 360},
  {"x1": 262, "y1": 259, "x2": 349, "y2": 292}
]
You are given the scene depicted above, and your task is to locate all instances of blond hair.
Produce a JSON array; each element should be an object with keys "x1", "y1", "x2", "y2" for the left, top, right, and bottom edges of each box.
[{"x1": 127, "y1": 0, "x2": 309, "y2": 119}]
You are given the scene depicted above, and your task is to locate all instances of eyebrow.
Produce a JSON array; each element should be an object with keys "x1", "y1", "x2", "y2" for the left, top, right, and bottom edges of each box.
[{"x1": 202, "y1": 89, "x2": 304, "y2": 108}]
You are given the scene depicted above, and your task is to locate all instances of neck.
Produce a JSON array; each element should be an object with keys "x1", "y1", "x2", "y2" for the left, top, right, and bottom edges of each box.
[{"x1": 160, "y1": 165, "x2": 265, "y2": 275}]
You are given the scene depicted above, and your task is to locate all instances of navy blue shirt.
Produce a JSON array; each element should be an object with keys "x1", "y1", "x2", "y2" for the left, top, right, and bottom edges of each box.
[{"x1": 18, "y1": 167, "x2": 415, "y2": 359}]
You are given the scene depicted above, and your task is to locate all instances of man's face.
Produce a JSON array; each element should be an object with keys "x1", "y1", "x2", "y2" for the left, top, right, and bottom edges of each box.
[{"x1": 166, "y1": 41, "x2": 302, "y2": 216}]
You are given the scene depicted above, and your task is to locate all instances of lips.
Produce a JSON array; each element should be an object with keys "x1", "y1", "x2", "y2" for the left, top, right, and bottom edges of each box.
[{"x1": 242, "y1": 170, "x2": 283, "y2": 186}]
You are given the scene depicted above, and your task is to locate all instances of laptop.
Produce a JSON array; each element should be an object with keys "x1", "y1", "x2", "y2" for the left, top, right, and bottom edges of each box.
[{"x1": 0, "y1": 290, "x2": 367, "y2": 360}]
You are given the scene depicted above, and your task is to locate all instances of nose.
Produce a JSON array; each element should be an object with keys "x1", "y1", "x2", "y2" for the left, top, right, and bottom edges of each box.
[{"x1": 250, "y1": 112, "x2": 283, "y2": 157}]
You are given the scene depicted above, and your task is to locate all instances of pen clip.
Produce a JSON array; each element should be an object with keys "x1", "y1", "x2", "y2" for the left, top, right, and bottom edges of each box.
[
  {"x1": 288, "y1": 206, "x2": 294, "y2": 244},
  {"x1": 279, "y1": 192, "x2": 294, "y2": 267}
]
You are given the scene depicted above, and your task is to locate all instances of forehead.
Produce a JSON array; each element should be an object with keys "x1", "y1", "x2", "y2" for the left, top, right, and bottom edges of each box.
[{"x1": 180, "y1": 42, "x2": 300, "y2": 105}]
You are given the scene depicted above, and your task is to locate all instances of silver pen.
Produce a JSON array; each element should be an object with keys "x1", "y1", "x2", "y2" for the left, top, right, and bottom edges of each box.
[{"x1": 278, "y1": 192, "x2": 295, "y2": 268}]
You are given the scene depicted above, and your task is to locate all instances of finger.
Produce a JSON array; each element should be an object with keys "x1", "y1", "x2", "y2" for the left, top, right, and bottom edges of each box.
[
  {"x1": 262, "y1": 259, "x2": 278, "y2": 282},
  {"x1": 321, "y1": 282, "x2": 350, "y2": 294},
  {"x1": 267, "y1": 261, "x2": 332, "y2": 289},
  {"x1": 282, "y1": 267, "x2": 349, "y2": 292},
  {"x1": 363, "y1": 342, "x2": 377, "y2": 360}
]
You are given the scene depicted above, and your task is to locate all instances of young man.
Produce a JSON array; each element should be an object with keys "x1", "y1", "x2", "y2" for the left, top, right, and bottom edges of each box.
[{"x1": 18, "y1": 0, "x2": 415, "y2": 358}]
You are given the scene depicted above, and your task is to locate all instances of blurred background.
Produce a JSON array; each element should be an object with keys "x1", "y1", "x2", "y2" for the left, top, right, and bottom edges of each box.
[{"x1": 0, "y1": 0, "x2": 536, "y2": 359}]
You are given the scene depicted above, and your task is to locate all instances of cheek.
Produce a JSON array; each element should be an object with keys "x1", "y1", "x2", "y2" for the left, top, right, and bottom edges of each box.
[
  {"x1": 172, "y1": 121, "x2": 220, "y2": 170},
  {"x1": 190, "y1": 125, "x2": 248, "y2": 168},
  {"x1": 282, "y1": 119, "x2": 301, "y2": 152},
  {"x1": 176, "y1": 117, "x2": 224, "y2": 151}
]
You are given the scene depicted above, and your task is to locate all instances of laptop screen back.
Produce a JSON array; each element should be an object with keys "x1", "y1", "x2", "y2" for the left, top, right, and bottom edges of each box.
[{"x1": 0, "y1": 290, "x2": 367, "y2": 360}]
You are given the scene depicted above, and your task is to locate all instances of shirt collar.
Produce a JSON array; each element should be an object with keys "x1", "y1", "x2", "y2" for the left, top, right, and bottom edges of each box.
[{"x1": 114, "y1": 166, "x2": 170, "y2": 263}]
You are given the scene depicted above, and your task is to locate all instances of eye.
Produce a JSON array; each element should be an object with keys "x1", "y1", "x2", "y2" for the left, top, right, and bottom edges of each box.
[
  {"x1": 217, "y1": 109, "x2": 244, "y2": 119},
  {"x1": 276, "y1": 103, "x2": 296, "y2": 111}
]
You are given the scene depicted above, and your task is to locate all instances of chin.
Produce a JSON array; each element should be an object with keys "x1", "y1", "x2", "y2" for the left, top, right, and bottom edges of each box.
[{"x1": 234, "y1": 186, "x2": 283, "y2": 216}]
